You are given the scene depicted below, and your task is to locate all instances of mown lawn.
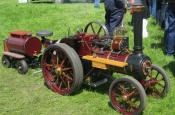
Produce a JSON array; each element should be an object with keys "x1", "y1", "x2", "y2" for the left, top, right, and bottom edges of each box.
[{"x1": 0, "y1": 0, "x2": 175, "y2": 115}]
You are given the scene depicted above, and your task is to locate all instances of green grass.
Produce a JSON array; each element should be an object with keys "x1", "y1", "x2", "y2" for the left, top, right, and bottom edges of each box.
[{"x1": 0, "y1": 0, "x2": 175, "y2": 115}]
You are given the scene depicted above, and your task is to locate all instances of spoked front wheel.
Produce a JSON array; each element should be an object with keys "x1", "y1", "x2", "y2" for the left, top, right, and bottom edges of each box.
[
  {"x1": 109, "y1": 77, "x2": 146, "y2": 115},
  {"x1": 41, "y1": 43, "x2": 83, "y2": 95},
  {"x1": 144, "y1": 64, "x2": 170, "y2": 98}
]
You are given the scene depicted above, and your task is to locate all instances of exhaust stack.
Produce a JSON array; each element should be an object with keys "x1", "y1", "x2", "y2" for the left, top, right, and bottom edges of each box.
[{"x1": 131, "y1": 0, "x2": 145, "y2": 54}]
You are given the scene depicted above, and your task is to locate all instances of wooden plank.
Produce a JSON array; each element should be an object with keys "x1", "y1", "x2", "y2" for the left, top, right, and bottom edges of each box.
[
  {"x1": 3, "y1": 52, "x2": 25, "y2": 59},
  {"x1": 82, "y1": 55, "x2": 128, "y2": 68}
]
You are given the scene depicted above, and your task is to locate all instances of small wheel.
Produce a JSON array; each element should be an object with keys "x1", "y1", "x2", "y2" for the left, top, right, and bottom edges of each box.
[
  {"x1": 109, "y1": 77, "x2": 146, "y2": 115},
  {"x1": 17, "y1": 60, "x2": 28, "y2": 74},
  {"x1": 84, "y1": 21, "x2": 109, "y2": 38},
  {"x1": 2, "y1": 55, "x2": 11, "y2": 68},
  {"x1": 41, "y1": 43, "x2": 83, "y2": 95},
  {"x1": 145, "y1": 64, "x2": 170, "y2": 97}
]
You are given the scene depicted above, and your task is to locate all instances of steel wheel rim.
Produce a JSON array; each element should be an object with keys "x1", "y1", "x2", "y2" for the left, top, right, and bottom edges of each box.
[
  {"x1": 42, "y1": 48, "x2": 74, "y2": 95},
  {"x1": 111, "y1": 81, "x2": 141, "y2": 114}
]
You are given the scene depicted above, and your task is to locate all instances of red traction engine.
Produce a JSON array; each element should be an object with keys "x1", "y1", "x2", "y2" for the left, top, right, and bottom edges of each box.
[
  {"x1": 2, "y1": 30, "x2": 55, "y2": 74},
  {"x1": 41, "y1": 1, "x2": 170, "y2": 115}
]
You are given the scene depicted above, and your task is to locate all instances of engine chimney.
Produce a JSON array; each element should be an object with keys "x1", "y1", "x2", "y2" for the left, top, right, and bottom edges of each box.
[{"x1": 131, "y1": 0, "x2": 145, "y2": 54}]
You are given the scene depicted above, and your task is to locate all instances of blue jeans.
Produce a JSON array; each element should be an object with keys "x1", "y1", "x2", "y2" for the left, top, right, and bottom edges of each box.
[
  {"x1": 94, "y1": 0, "x2": 100, "y2": 8},
  {"x1": 151, "y1": 0, "x2": 157, "y2": 18},
  {"x1": 165, "y1": 4, "x2": 175, "y2": 54}
]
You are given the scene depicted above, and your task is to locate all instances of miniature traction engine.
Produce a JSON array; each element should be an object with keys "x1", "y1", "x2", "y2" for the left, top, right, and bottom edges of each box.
[
  {"x1": 40, "y1": 0, "x2": 170, "y2": 115},
  {"x1": 1, "y1": 0, "x2": 170, "y2": 114}
]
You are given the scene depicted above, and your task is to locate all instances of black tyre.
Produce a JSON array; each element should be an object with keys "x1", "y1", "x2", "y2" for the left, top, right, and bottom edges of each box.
[
  {"x1": 109, "y1": 77, "x2": 146, "y2": 115},
  {"x1": 2, "y1": 55, "x2": 11, "y2": 68},
  {"x1": 41, "y1": 43, "x2": 83, "y2": 95},
  {"x1": 145, "y1": 64, "x2": 170, "y2": 97},
  {"x1": 17, "y1": 60, "x2": 28, "y2": 74}
]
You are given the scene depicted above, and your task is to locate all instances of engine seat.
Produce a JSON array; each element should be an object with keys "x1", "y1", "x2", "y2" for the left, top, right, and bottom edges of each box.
[{"x1": 37, "y1": 30, "x2": 53, "y2": 37}]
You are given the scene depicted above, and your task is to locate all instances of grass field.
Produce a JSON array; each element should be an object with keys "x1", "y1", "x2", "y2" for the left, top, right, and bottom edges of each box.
[{"x1": 0, "y1": 0, "x2": 175, "y2": 115}]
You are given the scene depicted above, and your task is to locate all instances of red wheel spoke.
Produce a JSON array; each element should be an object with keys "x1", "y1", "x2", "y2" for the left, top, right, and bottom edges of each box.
[
  {"x1": 55, "y1": 75, "x2": 61, "y2": 84},
  {"x1": 62, "y1": 67, "x2": 72, "y2": 71},
  {"x1": 62, "y1": 72, "x2": 73, "y2": 81},
  {"x1": 57, "y1": 54, "x2": 59, "y2": 65},
  {"x1": 114, "y1": 91, "x2": 121, "y2": 97},
  {"x1": 59, "y1": 81, "x2": 63, "y2": 89},
  {"x1": 118, "y1": 84, "x2": 128, "y2": 94},
  {"x1": 60, "y1": 76, "x2": 68, "y2": 87},
  {"x1": 68, "y1": 81, "x2": 70, "y2": 90},
  {"x1": 48, "y1": 75, "x2": 56, "y2": 82},
  {"x1": 51, "y1": 54, "x2": 57, "y2": 65},
  {"x1": 60, "y1": 59, "x2": 65, "y2": 67},
  {"x1": 43, "y1": 63, "x2": 53, "y2": 67},
  {"x1": 43, "y1": 63, "x2": 53, "y2": 71},
  {"x1": 127, "y1": 89, "x2": 137, "y2": 99}
]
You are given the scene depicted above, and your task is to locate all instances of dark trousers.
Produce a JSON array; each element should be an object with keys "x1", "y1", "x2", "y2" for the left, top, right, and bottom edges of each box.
[
  {"x1": 105, "y1": 10, "x2": 124, "y2": 36},
  {"x1": 165, "y1": 4, "x2": 175, "y2": 54},
  {"x1": 104, "y1": 0, "x2": 125, "y2": 36}
]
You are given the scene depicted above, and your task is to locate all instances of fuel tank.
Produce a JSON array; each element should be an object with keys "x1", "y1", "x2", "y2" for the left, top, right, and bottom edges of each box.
[{"x1": 5, "y1": 31, "x2": 42, "y2": 57}]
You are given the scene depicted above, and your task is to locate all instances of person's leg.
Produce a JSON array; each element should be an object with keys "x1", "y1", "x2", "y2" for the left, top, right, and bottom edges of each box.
[
  {"x1": 165, "y1": 6, "x2": 175, "y2": 55},
  {"x1": 94, "y1": 0, "x2": 100, "y2": 8},
  {"x1": 152, "y1": 0, "x2": 157, "y2": 18},
  {"x1": 104, "y1": 0, "x2": 116, "y2": 36},
  {"x1": 109, "y1": 10, "x2": 124, "y2": 36},
  {"x1": 105, "y1": 9, "x2": 112, "y2": 36}
]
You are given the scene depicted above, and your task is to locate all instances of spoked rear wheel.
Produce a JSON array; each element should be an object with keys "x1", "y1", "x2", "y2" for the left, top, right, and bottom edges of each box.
[
  {"x1": 144, "y1": 64, "x2": 170, "y2": 97},
  {"x1": 109, "y1": 77, "x2": 146, "y2": 115},
  {"x1": 41, "y1": 43, "x2": 83, "y2": 95}
]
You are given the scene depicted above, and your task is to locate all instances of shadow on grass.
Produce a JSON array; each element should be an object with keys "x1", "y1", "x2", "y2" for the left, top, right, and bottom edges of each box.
[
  {"x1": 151, "y1": 42, "x2": 163, "y2": 49},
  {"x1": 82, "y1": 81, "x2": 111, "y2": 95},
  {"x1": 150, "y1": 33, "x2": 165, "y2": 52},
  {"x1": 163, "y1": 61, "x2": 175, "y2": 76}
]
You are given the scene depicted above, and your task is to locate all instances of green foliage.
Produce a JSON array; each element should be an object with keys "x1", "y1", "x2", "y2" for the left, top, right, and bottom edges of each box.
[{"x1": 0, "y1": 0, "x2": 175, "y2": 115}]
